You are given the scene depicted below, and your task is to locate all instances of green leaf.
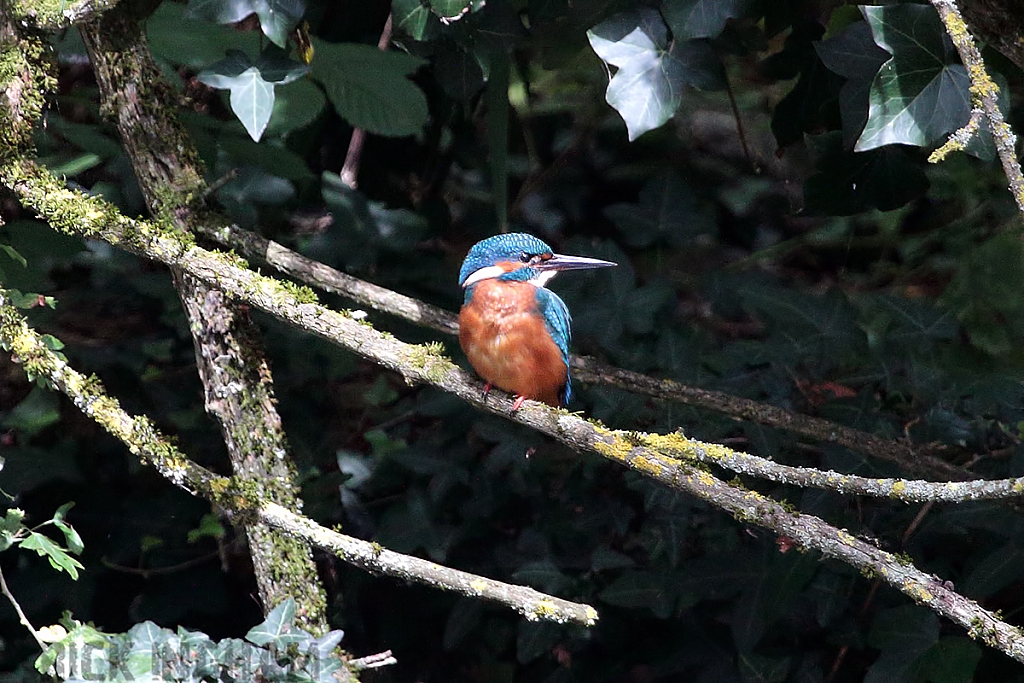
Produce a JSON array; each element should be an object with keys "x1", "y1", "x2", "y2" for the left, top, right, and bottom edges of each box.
[
  {"x1": 2, "y1": 387, "x2": 60, "y2": 437},
  {"x1": 20, "y1": 531, "x2": 84, "y2": 579},
  {"x1": 598, "y1": 570, "x2": 673, "y2": 617},
  {"x1": 199, "y1": 49, "x2": 309, "y2": 141},
  {"x1": 588, "y1": 8, "x2": 724, "y2": 140},
  {"x1": 737, "y1": 652, "x2": 790, "y2": 683},
  {"x1": 661, "y1": 0, "x2": 749, "y2": 40},
  {"x1": 186, "y1": 0, "x2": 255, "y2": 24},
  {"x1": 430, "y1": 0, "x2": 471, "y2": 20},
  {"x1": 865, "y1": 605, "x2": 939, "y2": 683},
  {"x1": 312, "y1": 41, "x2": 429, "y2": 137},
  {"x1": 603, "y1": 170, "x2": 713, "y2": 247},
  {"x1": 815, "y1": 20, "x2": 890, "y2": 147},
  {"x1": 246, "y1": 597, "x2": 303, "y2": 646},
  {"x1": 0, "y1": 244, "x2": 27, "y2": 268},
  {"x1": 803, "y1": 132, "x2": 929, "y2": 215},
  {"x1": 392, "y1": 0, "x2": 440, "y2": 40},
  {"x1": 0, "y1": 508, "x2": 25, "y2": 551},
  {"x1": 443, "y1": 598, "x2": 483, "y2": 650},
  {"x1": 915, "y1": 637, "x2": 982, "y2": 683},
  {"x1": 856, "y1": 5, "x2": 970, "y2": 151},
  {"x1": 187, "y1": 0, "x2": 305, "y2": 47},
  {"x1": 51, "y1": 502, "x2": 83, "y2": 555},
  {"x1": 187, "y1": 513, "x2": 226, "y2": 543},
  {"x1": 516, "y1": 620, "x2": 562, "y2": 664},
  {"x1": 148, "y1": 1, "x2": 262, "y2": 68}
]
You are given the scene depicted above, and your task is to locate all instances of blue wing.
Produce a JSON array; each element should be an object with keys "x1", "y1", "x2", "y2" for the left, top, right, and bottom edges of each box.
[{"x1": 534, "y1": 287, "x2": 572, "y2": 404}]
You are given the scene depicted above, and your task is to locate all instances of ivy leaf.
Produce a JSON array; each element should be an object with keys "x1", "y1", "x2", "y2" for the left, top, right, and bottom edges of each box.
[
  {"x1": 803, "y1": 132, "x2": 929, "y2": 215},
  {"x1": 815, "y1": 20, "x2": 890, "y2": 147},
  {"x1": 187, "y1": 0, "x2": 305, "y2": 47},
  {"x1": 661, "y1": 0, "x2": 749, "y2": 40},
  {"x1": 199, "y1": 49, "x2": 309, "y2": 141},
  {"x1": 311, "y1": 41, "x2": 429, "y2": 137},
  {"x1": 603, "y1": 170, "x2": 713, "y2": 247},
  {"x1": 20, "y1": 532, "x2": 84, "y2": 579},
  {"x1": 430, "y1": 0, "x2": 471, "y2": 20},
  {"x1": 856, "y1": 5, "x2": 970, "y2": 152},
  {"x1": 865, "y1": 605, "x2": 939, "y2": 683},
  {"x1": 588, "y1": 8, "x2": 724, "y2": 140},
  {"x1": 246, "y1": 598, "x2": 307, "y2": 647}
]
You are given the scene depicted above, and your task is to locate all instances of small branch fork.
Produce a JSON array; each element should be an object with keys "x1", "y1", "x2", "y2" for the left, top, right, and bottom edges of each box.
[{"x1": 927, "y1": 0, "x2": 1024, "y2": 217}]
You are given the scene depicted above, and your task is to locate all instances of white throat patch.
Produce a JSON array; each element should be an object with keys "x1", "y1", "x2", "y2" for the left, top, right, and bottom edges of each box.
[{"x1": 462, "y1": 266, "x2": 558, "y2": 289}]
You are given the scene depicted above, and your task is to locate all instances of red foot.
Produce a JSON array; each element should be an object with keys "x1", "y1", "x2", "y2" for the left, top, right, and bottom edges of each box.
[
  {"x1": 482, "y1": 382, "x2": 493, "y2": 399},
  {"x1": 511, "y1": 395, "x2": 527, "y2": 411}
]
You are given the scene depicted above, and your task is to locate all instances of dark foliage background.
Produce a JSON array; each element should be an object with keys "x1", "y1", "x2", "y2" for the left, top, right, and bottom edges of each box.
[{"x1": 3, "y1": 0, "x2": 1024, "y2": 680}]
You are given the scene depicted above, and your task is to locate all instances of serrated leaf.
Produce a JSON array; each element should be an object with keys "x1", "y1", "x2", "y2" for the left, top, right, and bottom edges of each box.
[
  {"x1": 52, "y1": 503, "x2": 83, "y2": 555},
  {"x1": 588, "y1": 8, "x2": 724, "y2": 140},
  {"x1": 20, "y1": 532, "x2": 84, "y2": 579},
  {"x1": 856, "y1": 5, "x2": 970, "y2": 151},
  {"x1": 312, "y1": 41, "x2": 429, "y2": 137},
  {"x1": 662, "y1": 0, "x2": 749, "y2": 40}
]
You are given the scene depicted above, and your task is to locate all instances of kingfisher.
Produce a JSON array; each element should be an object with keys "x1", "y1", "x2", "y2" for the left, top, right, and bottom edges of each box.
[{"x1": 458, "y1": 233, "x2": 616, "y2": 410}]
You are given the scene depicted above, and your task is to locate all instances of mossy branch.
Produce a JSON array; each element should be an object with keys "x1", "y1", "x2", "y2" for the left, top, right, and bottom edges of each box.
[
  {"x1": 6, "y1": 167, "x2": 1024, "y2": 662},
  {"x1": 0, "y1": 289, "x2": 598, "y2": 627},
  {"x1": 195, "y1": 221, "x2": 962, "y2": 480},
  {"x1": 9, "y1": 0, "x2": 122, "y2": 29},
  {"x1": 928, "y1": 0, "x2": 1024, "y2": 217}
]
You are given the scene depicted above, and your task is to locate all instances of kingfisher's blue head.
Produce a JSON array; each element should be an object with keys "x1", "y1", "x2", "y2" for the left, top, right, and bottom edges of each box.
[{"x1": 459, "y1": 233, "x2": 616, "y2": 289}]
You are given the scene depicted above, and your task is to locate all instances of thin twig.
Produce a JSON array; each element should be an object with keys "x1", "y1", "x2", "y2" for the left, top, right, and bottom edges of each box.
[
  {"x1": 339, "y1": 13, "x2": 393, "y2": 189},
  {"x1": 723, "y1": 70, "x2": 754, "y2": 172},
  {"x1": 928, "y1": 0, "x2": 1024, "y2": 217},
  {"x1": 348, "y1": 650, "x2": 397, "y2": 670},
  {"x1": 0, "y1": 565, "x2": 45, "y2": 650}
]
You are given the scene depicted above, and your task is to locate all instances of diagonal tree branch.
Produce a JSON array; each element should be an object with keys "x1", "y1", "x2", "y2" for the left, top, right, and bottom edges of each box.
[
  {"x1": 0, "y1": 289, "x2": 598, "y2": 627},
  {"x1": 196, "y1": 221, "x2": 963, "y2": 480},
  {"x1": 5, "y1": 162, "x2": 1024, "y2": 663},
  {"x1": 928, "y1": 0, "x2": 1024, "y2": 217}
]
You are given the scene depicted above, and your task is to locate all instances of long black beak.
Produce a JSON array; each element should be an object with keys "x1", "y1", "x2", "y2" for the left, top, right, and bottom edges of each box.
[{"x1": 536, "y1": 254, "x2": 618, "y2": 272}]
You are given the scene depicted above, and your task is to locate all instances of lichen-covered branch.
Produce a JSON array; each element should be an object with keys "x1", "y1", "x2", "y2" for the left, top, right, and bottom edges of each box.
[
  {"x1": 77, "y1": 0, "x2": 329, "y2": 634},
  {"x1": 0, "y1": 290, "x2": 598, "y2": 627},
  {"x1": 5, "y1": 168, "x2": 1024, "y2": 661},
  {"x1": 197, "y1": 221, "x2": 961, "y2": 480},
  {"x1": 622, "y1": 429, "x2": 1024, "y2": 502},
  {"x1": 929, "y1": 0, "x2": 1024, "y2": 217}
]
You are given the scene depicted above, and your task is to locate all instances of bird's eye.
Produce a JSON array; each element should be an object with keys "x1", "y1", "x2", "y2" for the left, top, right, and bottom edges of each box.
[{"x1": 519, "y1": 252, "x2": 531, "y2": 263}]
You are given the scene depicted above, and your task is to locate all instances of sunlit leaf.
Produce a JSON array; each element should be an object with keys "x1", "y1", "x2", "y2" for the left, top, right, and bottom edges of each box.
[
  {"x1": 588, "y1": 8, "x2": 724, "y2": 140},
  {"x1": 856, "y1": 5, "x2": 970, "y2": 151}
]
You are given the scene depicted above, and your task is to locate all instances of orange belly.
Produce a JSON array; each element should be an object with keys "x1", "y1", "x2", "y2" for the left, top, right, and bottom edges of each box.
[{"x1": 459, "y1": 280, "x2": 567, "y2": 406}]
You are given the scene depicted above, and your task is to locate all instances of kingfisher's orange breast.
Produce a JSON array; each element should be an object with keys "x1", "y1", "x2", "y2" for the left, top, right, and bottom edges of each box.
[{"x1": 459, "y1": 279, "x2": 567, "y2": 406}]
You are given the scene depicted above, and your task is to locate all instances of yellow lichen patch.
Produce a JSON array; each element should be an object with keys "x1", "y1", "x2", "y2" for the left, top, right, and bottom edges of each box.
[
  {"x1": 903, "y1": 579, "x2": 934, "y2": 604},
  {"x1": 532, "y1": 599, "x2": 559, "y2": 619},
  {"x1": 629, "y1": 454, "x2": 663, "y2": 477},
  {"x1": 891, "y1": 480, "x2": 906, "y2": 496},
  {"x1": 584, "y1": 605, "x2": 599, "y2": 625},
  {"x1": 592, "y1": 434, "x2": 633, "y2": 464},
  {"x1": 695, "y1": 470, "x2": 717, "y2": 488},
  {"x1": 469, "y1": 579, "x2": 488, "y2": 594}
]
